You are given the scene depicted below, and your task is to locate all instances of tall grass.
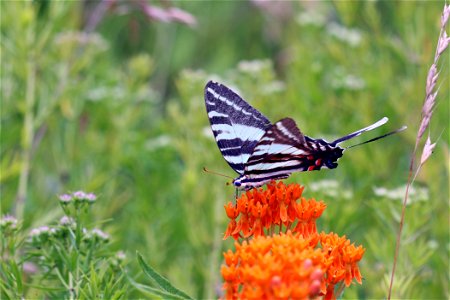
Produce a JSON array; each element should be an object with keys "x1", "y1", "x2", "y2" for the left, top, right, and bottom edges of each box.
[{"x1": 388, "y1": 4, "x2": 450, "y2": 299}]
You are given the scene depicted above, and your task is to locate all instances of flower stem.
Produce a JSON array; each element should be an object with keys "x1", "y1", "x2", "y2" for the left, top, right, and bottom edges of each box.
[
  {"x1": 205, "y1": 192, "x2": 224, "y2": 299},
  {"x1": 15, "y1": 22, "x2": 36, "y2": 220},
  {"x1": 387, "y1": 3, "x2": 450, "y2": 296},
  {"x1": 335, "y1": 281, "x2": 345, "y2": 298},
  {"x1": 387, "y1": 147, "x2": 416, "y2": 300}
]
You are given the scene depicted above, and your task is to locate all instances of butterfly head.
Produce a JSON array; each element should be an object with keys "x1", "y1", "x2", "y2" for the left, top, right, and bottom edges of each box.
[
  {"x1": 321, "y1": 146, "x2": 344, "y2": 169},
  {"x1": 232, "y1": 175, "x2": 264, "y2": 190},
  {"x1": 233, "y1": 176, "x2": 250, "y2": 190}
]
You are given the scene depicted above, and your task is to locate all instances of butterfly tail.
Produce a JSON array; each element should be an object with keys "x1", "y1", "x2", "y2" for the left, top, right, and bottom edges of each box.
[
  {"x1": 330, "y1": 117, "x2": 389, "y2": 146},
  {"x1": 345, "y1": 125, "x2": 407, "y2": 149}
]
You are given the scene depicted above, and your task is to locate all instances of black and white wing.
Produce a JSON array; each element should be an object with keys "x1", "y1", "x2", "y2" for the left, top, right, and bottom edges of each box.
[
  {"x1": 243, "y1": 118, "x2": 314, "y2": 180},
  {"x1": 240, "y1": 117, "x2": 344, "y2": 187},
  {"x1": 205, "y1": 81, "x2": 272, "y2": 175}
]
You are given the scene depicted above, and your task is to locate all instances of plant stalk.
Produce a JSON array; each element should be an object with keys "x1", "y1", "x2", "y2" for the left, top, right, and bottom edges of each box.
[{"x1": 15, "y1": 23, "x2": 36, "y2": 220}]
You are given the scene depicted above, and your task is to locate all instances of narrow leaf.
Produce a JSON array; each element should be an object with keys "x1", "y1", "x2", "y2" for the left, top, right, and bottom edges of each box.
[
  {"x1": 136, "y1": 252, "x2": 193, "y2": 300},
  {"x1": 25, "y1": 284, "x2": 66, "y2": 292},
  {"x1": 128, "y1": 276, "x2": 187, "y2": 300},
  {"x1": 10, "y1": 261, "x2": 23, "y2": 293}
]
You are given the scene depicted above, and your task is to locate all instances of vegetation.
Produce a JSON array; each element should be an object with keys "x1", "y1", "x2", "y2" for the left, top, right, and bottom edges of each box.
[{"x1": 1, "y1": 1, "x2": 448, "y2": 299}]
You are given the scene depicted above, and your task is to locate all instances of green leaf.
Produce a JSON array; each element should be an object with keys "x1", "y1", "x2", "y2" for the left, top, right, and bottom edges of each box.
[
  {"x1": 136, "y1": 252, "x2": 193, "y2": 300},
  {"x1": 9, "y1": 260, "x2": 23, "y2": 293},
  {"x1": 129, "y1": 277, "x2": 187, "y2": 300},
  {"x1": 25, "y1": 284, "x2": 65, "y2": 292},
  {"x1": 0, "y1": 279, "x2": 14, "y2": 300}
]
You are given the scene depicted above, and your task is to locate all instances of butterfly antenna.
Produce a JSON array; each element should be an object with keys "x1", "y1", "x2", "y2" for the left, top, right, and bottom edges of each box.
[
  {"x1": 331, "y1": 117, "x2": 389, "y2": 146},
  {"x1": 346, "y1": 126, "x2": 407, "y2": 149},
  {"x1": 202, "y1": 167, "x2": 234, "y2": 180}
]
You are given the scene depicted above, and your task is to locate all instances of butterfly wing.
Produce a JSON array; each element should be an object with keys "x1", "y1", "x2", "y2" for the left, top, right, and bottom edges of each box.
[
  {"x1": 330, "y1": 117, "x2": 389, "y2": 146},
  {"x1": 205, "y1": 81, "x2": 272, "y2": 174},
  {"x1": 243, "y1": 118, "x2": 318, "y2": 182}
]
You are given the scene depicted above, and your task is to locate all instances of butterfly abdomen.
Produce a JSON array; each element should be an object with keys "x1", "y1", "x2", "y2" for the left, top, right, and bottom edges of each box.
[
  {"x1": 302, "y1": 138, "x2": 345, "y2": 170},
  {"x1": 302, "y1": 148, "x2": 344, "y2": 171}
]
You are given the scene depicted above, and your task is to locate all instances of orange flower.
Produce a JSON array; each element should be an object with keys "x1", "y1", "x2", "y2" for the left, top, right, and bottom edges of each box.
[
  {"x1": 220, "y1": 231, "x2": 365, "y2": 300},
  {"x1": 221, "y1": 181, "x2": 365, "y2": 299},
  {"x1": 221, "y1": 232, "x2": 326, "y2": 300},
  {"x1": 223, "y1": 203, "x2": 240, "y2": 240},
  {"x1": 293, "y1": 197, "x2": 327, "y2": 237},
  {"x1": 223, "y1": 181, "x2": 326, "y2": 240},
  {"x1": 318, "y1": 232, "x2": 366, "y2": 299}
]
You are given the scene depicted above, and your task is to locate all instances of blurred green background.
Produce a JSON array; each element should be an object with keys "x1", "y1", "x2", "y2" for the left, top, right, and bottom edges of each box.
[{"x1": 1, "y1": 1, "x2": 448, "y2": 299}]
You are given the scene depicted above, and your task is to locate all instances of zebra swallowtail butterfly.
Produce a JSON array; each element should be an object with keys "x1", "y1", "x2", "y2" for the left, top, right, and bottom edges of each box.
[{"x1": 205, "y1": 81, "x2": 406, "y2": 190}]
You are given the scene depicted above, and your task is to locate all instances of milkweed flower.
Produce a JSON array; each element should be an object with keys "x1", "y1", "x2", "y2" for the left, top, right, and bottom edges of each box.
[
  {"x1": 318, "y1": 232, "x2": 365, "y2": 299},
  {"x1": 221, "y1": 231, "x2": 365, "y2": 300},
  {"x1": 221, "y1": 181, "x2": 365, "y2": 299},
  {"x1": 223, "y1": 181, "x2": 326, "y2": 239},
  {"x1": 221, "y1": 232, "x2": 327, "y2": 300}
]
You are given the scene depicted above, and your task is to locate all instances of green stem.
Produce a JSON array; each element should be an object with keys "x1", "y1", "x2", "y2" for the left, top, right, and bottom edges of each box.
[
  {"x1": 205, "y1": 192, "x2": 223, "y2": 299},
  {"x1": 335, "y1": 281, "x2": 345, "y2": 298},
  {"x1": 73, "y1": 206, "x2": 82, "y2": 298},
  {"x1": 54, "y1": 267, "x2": 70, "y2": 291},
  {"x1": 85, "y1": 242, "x2": 94, "y2": 269},
  {"x1": 387, "y1": 141, "x2": 417, "y2": 300},
  {"x1": 16, "y1": 17, "x2": 36, "y2": 220},
  {"x1": 75, "y1": 207, "x2": 82, "y2": 248},
  {"x1": 68, "y1": 272, "x2": 75, "y2": 300}
]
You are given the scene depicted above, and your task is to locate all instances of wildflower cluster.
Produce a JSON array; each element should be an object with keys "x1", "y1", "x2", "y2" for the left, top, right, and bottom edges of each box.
[
  {"x1": 319, "y1": 232, "x2": 364, "y2": 297},
  {"x1": 23, "y1": 191, "x2": 127, "y2": 298},
  {"x1": 28, "y1": 192, "x2": 109, "y2": 249},
  {"x1": 222, "y1": 233, "x2": 324, "y2": 299},
  {"x1": 57, "y1": 190, "x2": 97, "y2": 224},
  {"x1": 59, "y1": 190, "x2": 97, "y2": 205},
  {"x1": 27, "y1": 220, "x2": 109, "y2": 248},
  {"x1": 0, "y1": 214, "x2": 18, "y2": 235},
  {"x1": 1, "y1": 214, "x2": 23, "y2": 300},
  {"x1": 1, "y1": 214, "x2": 20, "y2": 254},
  {"x1": 224, "y1": 181, "x2": 326, "y2": 239},
  {"x1": 221, "y1": 182, "x2": 365, "y2": 300}
]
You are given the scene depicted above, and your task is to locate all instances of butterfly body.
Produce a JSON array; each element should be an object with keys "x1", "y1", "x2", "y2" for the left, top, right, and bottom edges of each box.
[{"x1": 205, "y1": 81, "x2": 405, "y2": 190}]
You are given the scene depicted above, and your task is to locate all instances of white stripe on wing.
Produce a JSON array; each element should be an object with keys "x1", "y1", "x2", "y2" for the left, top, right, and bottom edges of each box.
[{"x1": 246, "y1": 160, "x2": 300, "y2": 171}]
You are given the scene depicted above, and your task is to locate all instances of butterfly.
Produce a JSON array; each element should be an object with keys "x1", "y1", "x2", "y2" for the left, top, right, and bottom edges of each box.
[{"x1": 204, "y1": 81, "x2": 406, "y2": 190}]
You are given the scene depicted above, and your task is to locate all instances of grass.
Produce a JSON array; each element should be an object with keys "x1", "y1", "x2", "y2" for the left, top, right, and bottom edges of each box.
[{"x1": 1, "y1": 1, "x2": 448, "y2": 299}]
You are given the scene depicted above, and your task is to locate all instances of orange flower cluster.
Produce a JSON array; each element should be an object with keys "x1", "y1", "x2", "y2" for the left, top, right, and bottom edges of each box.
[
  {"x1": 221, "y1": 182, "x2": 365, "y2": 299},
  {"x1": 221, "y1": 232, "x2": 325, "y2": 300},
  {"x1": 221, "y1": 232, "x2": 365, "y2": 300},
  {"x1": 224, "y1": 181, "x2": 326, "y2": 240},
  {"x1": 319, "y1": 232, "x2": 365, "y2": 298}
]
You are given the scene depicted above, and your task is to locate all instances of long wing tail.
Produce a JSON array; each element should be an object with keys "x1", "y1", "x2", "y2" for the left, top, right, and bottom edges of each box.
[
  {"x1": 330, "y1": 117, "x2": 389, "y2": 146},
  {"x1": 345, "y1": 125, "x2": 407, "y2": 149}
]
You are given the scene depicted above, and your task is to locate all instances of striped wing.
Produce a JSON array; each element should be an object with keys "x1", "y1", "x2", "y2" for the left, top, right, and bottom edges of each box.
[
  {"x1": 244, "y1": 118, "x2": 316, "y2": 181},
  {"x1": 205, "y1": 81, "x2": 271, "y2": 174}
]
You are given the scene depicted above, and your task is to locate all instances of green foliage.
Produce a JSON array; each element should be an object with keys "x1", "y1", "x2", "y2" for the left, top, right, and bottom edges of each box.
[
  {"x1": 0, "y1": 193, "x2": 129, "y2": 299},
  {"x1": 1, "y1": 1, "x2": 448, "y2": 299},
  {"x1": 135, "y1": 252, "x2": 193, "y2": 300},
  {"x1": 0, "y1": 216, "x2": 24, "y2": 299}
]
